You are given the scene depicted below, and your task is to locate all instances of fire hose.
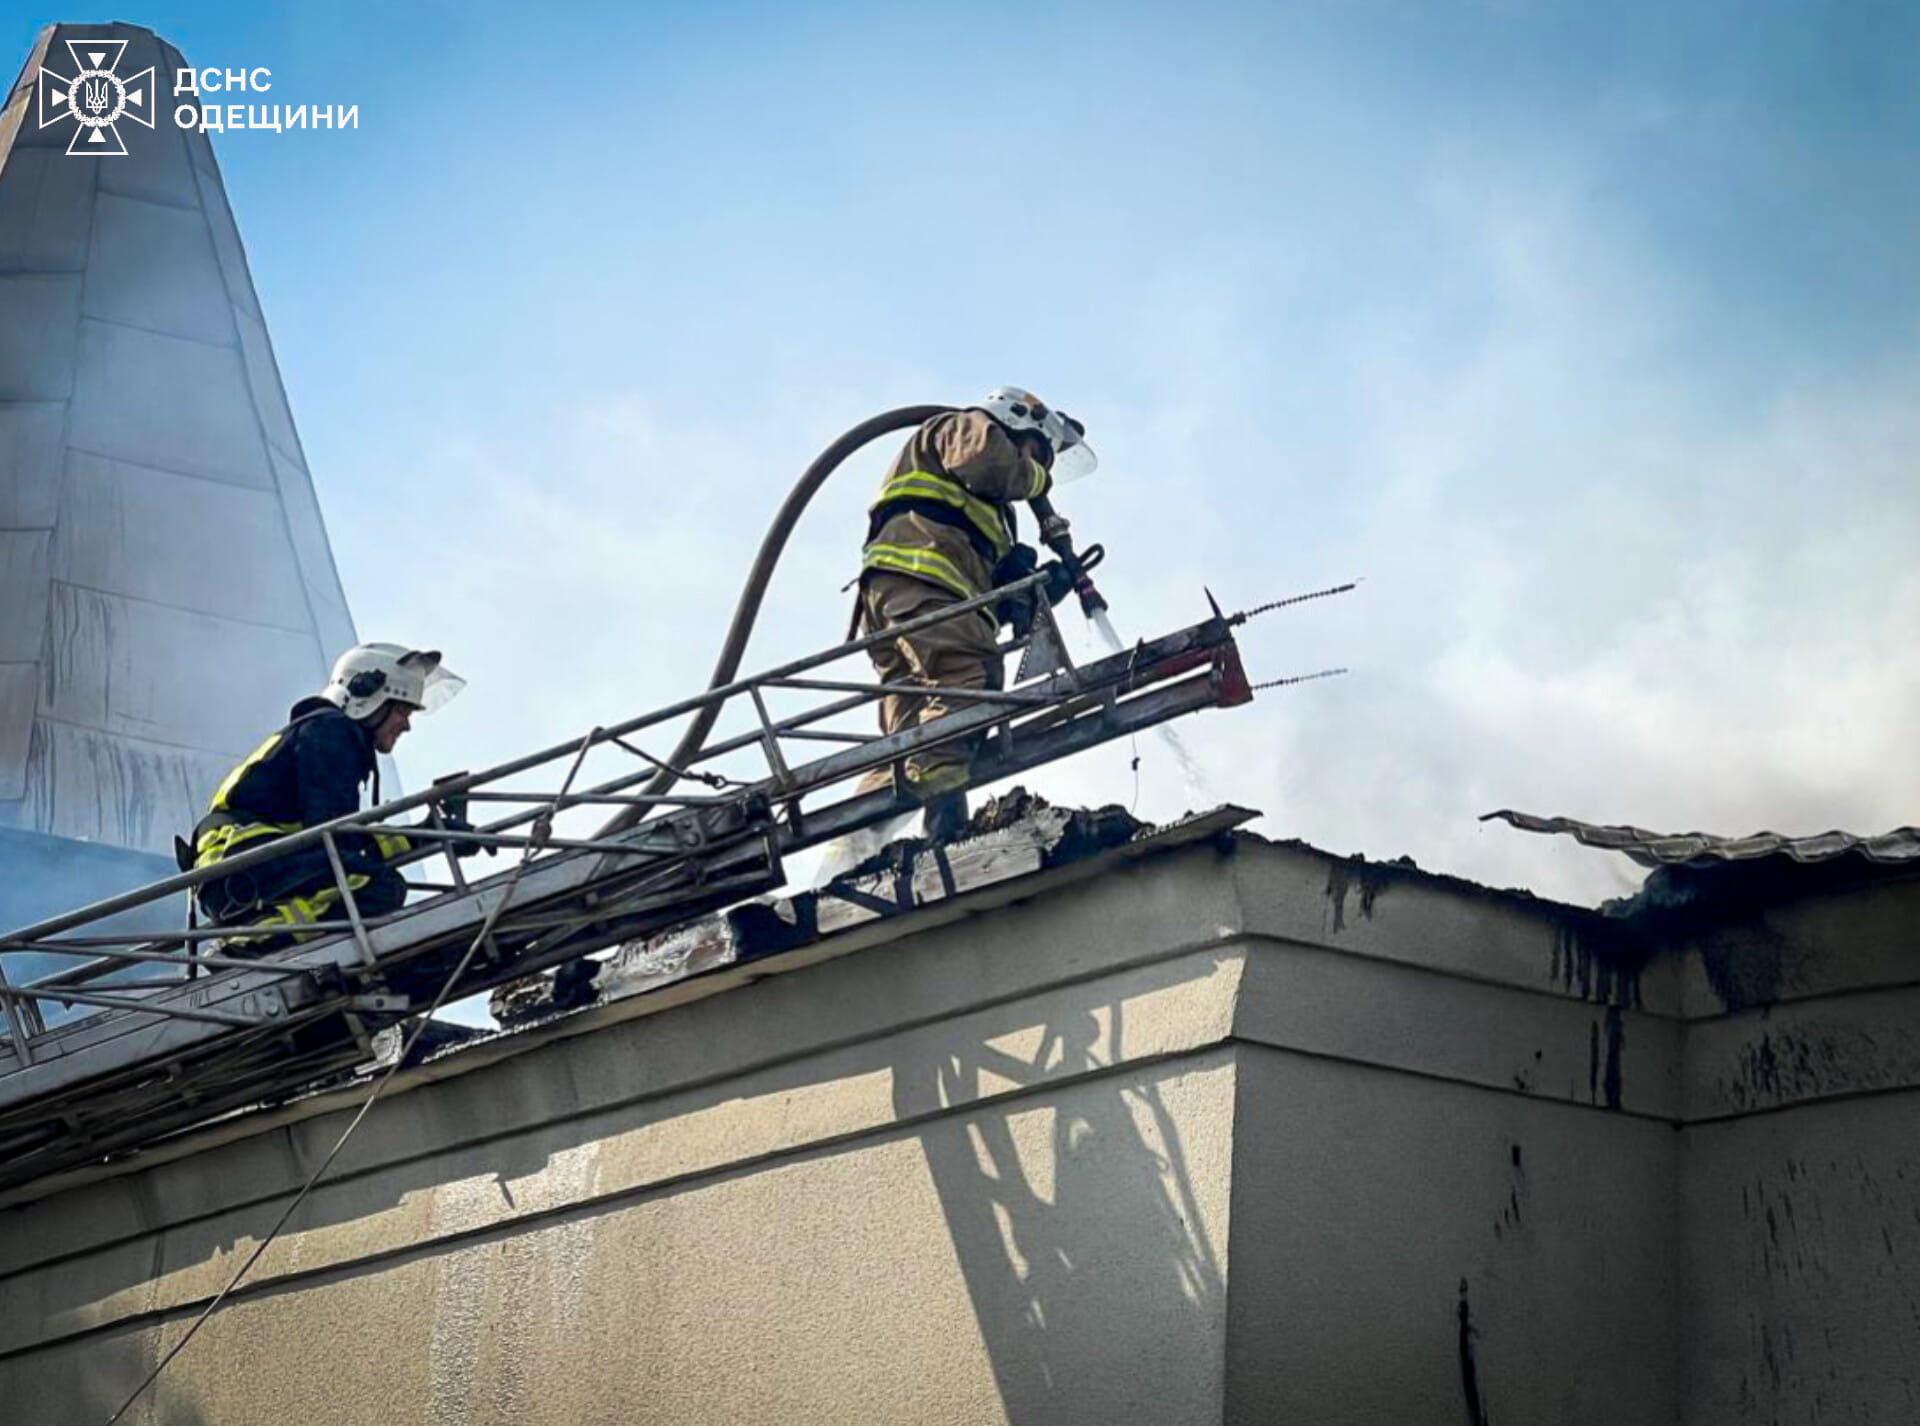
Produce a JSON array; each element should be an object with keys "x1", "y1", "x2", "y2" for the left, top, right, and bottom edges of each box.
[{"x1": 596, "y1": 404, "x2": 1108, "y2": 837}]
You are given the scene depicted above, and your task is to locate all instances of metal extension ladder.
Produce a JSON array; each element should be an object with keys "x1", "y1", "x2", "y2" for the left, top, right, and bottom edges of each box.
[{"x1": 0, "y1": 575, "x2": 1256, "y2": 1192}]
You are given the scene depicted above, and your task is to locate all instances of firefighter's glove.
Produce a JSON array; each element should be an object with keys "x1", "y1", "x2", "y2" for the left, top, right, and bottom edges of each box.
[
  {"x1": 440, "y1": 811, "x2": 497, "y2": 859},
  {"x1": 1000, "y1": 594, "x2": 1038, "y2": 640},
  {"x1": 992, "y1": 542, "x2": 1040, "y2": 587},
  {"x1": 1040, "y1": 560, "x2": 1075, "y2": 608},
  {"x1": 992, "y1": 543, "x2": 1042, "y2": 633}
]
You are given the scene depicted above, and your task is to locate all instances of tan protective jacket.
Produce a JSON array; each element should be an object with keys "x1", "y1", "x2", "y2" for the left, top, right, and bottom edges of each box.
[{"x1": 861, "y1": 410, "x2": 1052, "y2": 600}]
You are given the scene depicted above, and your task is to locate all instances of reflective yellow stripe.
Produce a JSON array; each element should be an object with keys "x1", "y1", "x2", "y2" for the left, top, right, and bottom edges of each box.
[
  {"x1": 862, "y1": 542, "x2": 980, "y2": 600},
  {"x1": 1021, "y1": 457, "x2": 1050, "y2": 501},
  {"x1": 194, "y1": 819, "x2": 300, "y2": 868},
  {"x1": 197, "y1": 823, "x2": 402, "y2": 873},
  {"x1": 224, "y1": 879, "x2": 366, "y2": 947},
  {"x1": 907, "y1": 765, "x2": 969, "y2": 796},
  {"x1": 208, "y1": 731, "x2": 284, "y2": 813},
  {"x1": 871, "y1": 471, "x2": 1014, "y2": 558}
]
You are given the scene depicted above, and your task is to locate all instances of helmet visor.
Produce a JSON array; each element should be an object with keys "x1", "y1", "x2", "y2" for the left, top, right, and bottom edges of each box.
[
  {"x1": 416, "y1": 665, "x2": 466, "y2": 714},
  {"x1": 1051, "y1": 439, "x2": 1098, "y2": 484}
]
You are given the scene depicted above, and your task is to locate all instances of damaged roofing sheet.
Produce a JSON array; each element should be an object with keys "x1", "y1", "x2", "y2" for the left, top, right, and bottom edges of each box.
[{"x1": 1482, "y1": 809, "x2": 1920, "y2": 869}]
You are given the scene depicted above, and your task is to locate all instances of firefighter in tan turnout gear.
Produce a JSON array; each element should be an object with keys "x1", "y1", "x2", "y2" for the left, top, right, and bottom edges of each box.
[
  {"x1": 186, "y1": 644, "x2": 473, "y2": 950},
  {"x1": 855, "y1": 387, "x2": 1095, "y2": 841}
]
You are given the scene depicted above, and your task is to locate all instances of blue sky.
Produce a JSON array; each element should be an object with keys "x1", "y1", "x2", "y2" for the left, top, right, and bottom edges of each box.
[{"x1": 26, "y1": 0, "x2": 1917, "y2": 904}]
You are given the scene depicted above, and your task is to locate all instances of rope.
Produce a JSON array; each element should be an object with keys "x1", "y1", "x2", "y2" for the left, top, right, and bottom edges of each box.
[
  {"x1": 607, "y1": 733, "x2": 743, "y2": 790},
  {"x1": 105, "y1": 727, "x2": 604, "y2": 1426}
]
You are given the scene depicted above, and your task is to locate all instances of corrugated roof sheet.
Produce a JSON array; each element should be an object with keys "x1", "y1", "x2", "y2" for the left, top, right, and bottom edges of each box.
[{"x1": 1480, "y1": 810, "x2": 1920, "y2": 869}]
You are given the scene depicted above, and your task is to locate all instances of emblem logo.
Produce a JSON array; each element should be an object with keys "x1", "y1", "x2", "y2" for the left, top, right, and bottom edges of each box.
[{"x1": 35, "y1": 38, "x2": 156, "y2": 156}]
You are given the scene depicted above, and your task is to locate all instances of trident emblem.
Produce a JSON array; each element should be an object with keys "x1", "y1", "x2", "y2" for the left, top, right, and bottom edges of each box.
[{"x1": 83, "y1": 77, "x2": 112, "y2": 117}]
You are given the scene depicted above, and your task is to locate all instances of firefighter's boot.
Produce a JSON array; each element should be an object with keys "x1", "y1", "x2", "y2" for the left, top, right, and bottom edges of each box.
[{"x1": 922, "y1": 791, "x2": 969, "y2": 844}]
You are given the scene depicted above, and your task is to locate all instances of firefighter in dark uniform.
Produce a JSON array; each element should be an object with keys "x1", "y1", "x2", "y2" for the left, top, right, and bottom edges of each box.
[{"x1": 187, "y1": 644, "x2": 468, "y2": 946}]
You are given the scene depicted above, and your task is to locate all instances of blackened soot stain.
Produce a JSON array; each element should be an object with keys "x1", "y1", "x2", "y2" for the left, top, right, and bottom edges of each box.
[
  {"x1": 1603, "y1": 1006, "x2": 1625, "y2": 1111},
  {"x1": 1694, "y1": 919, "x2": 1787, "y2": 1012},
  {"x1": 1588, "y1": 1021, "x2": 1600, "y2": 1104},
  {"x1": 1549, "y1": 915, "x2": 1652, "y2": 1008},
  {"x1": 1322, "y1": 855, "x2": 1399, "y2": 933},
  {"x1": 1457, "y1": 1278, "x2": 1492, "y2": 1426},
  {"x1": 1326, "y1": 860, "x2": 1351, "y2": 932},
  {"x1": 1511, "y1": 1144, "x2": 1522, "y2": 1170}
]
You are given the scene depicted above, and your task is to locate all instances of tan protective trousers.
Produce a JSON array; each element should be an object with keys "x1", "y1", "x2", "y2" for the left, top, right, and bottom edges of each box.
[{"x1": 854, "y1": 571, "x2": 1002, "y2": 797}]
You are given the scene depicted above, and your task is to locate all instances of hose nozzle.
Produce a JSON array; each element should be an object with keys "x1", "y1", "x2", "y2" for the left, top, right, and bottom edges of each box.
[{"x1": 1031, "y1": 495, "x2": 1109, "y2": 617}]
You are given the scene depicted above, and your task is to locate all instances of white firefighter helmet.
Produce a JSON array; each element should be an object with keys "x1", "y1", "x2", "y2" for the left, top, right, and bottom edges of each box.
[
  {"x1": 321, "y1": 644, "x2": 465, "y2": 721},
  {"x1": 977, "y1": 386, "x2": 1098, "y2": 483}
]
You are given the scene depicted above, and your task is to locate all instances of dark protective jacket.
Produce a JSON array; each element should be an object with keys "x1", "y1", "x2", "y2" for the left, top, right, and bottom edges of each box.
[
  {"x1": 191, "y1": 697, "x2": 399, "y2": 871},
  {"x1": 862, "y1": 410, "x2": 1052, "y2": 601}
]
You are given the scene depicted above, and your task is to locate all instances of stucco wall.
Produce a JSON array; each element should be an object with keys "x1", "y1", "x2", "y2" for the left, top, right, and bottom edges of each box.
[
  {"x1": 1228, "y1": 1051, "x2": 1679, "y2": 1424},
  {"x1": 1220, "y1": 840, "x2": 1680, "y2": 1425},
  {"x1": 0, "y1": 837, "x2": 1912, "y2": 1425},
  {"x1": 1671, "y1": 873, "x2": 1920, "y2": 1425},
  {"x1": 1, "y1": 849, "x2": 1251, "y2": 1426}
]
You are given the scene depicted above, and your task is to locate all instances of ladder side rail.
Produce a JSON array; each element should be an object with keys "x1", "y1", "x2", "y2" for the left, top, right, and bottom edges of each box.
[
  {"x1": 5, "y1": 964, "x2": 335, "y2": 1092},
  {"x1": 0, "y1": 799, "x2": 776, "y2": 1108},
  {"x1": 12, "y1": 941, "x2": 325, "y2": 974},
  {"x1": 760, "y1": 676, "x2": 1056, "y2": 707},
  {"x1": 3, "y1": 596, "x2": 1176, "y2": 1070},
  {"x1": 0, "y1": 576, "x2": 1099, "y2": 1096},
  {"x1": 673, "y1": 624, "x2": 1046, "y2": 780},
  {"x1": 365, "y1": 825, "x2": 727, "y2": 857},
  {"x1": 664, "y1": 586, "x2": 1055, "y2": 778},
  {"x1": 446, "y1": 572, "x2": 1059, "y2": 846},
  {"x1": 644, "y1": 598, "x2": 1187, "y2": 817},
  {"x1": 725, "y1": 616, "x2": 1234, "y2": 806},
  {"x1": 48, "y1": 620, "x2": 1218, "y2": 1020},
  {"x1": 20, "y1": 925, "x2": 390, "y2": 1010},
  {"x1": 0, "y1": 614, "x2": 1247, "y2": 1159},
  {"x1": 451, "y1": 645, "x2": 1241, "y2": 984},
  {"x1": 757, "y1": 662, "x2": 1235, "y2": 863},
  {"x1": 455, "y1": 791, "x2": 730, "y2": 808},
  {"x1": 0, "y1": 982, "x2": 267, "y2": 1028},
  {"x1": 492, "y1": 620, "x2": 1240, "y2": 969},
  {"x1": 0, "y1": 570, "x2": 1054, "y2": 953}
]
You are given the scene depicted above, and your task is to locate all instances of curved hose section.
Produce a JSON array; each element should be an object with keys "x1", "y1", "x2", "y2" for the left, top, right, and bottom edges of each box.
[{"x1": 597, "y1": 403, "x2": 954, "y2": 836}]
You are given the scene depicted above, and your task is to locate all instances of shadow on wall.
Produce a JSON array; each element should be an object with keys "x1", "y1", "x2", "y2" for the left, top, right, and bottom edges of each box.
[
  {"x1": 1, "y1": 1325, "x2": 216, "y2": 1426},
  {"x1": 894, "y1": 994, "x2": 1226, "y2": 1426},
  {"x1": 6, "y1": 940, "x2": 1232, "y2": 1425}
]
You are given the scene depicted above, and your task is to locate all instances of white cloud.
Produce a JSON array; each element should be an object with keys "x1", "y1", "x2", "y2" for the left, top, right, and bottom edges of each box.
[
  {"x1": 319, "y1": 136, "x2": 1918, "y2": 914},
  {"x1": 1140, "y1": 156, "x2": 1920, "y2": 905}
]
